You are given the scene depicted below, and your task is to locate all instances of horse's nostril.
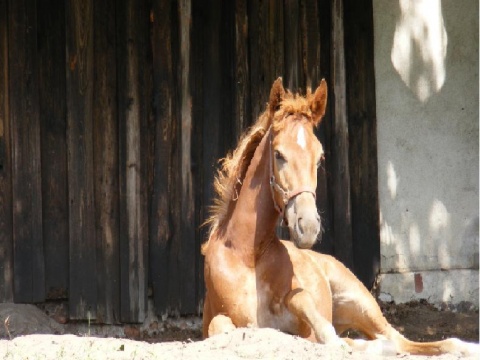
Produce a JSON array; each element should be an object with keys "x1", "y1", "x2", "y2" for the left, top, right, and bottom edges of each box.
[{"x1": 297, "y1": 217, "x2": 304, "y2": 235}]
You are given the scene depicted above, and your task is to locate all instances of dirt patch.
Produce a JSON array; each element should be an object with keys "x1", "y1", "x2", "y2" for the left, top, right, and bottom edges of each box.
[
  {"x1": 0, "y1": 301, "x2": 478, "y2": 359},
  {"x1": 380, "y1": 300, "x2": 479, "y2": 343}
]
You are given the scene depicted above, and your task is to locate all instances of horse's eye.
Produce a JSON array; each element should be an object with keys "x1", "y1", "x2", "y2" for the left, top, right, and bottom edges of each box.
[{"x1": 274, "y1": 150, "x2": 286, "y2": 162}]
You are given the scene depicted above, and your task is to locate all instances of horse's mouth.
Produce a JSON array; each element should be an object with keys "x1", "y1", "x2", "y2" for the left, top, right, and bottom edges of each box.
[
  {"x1": 285, "y1": 194, "x2": 321, "y2": 249},
  {"x1": 289, "y1": 220, "x2": 321, "y2": 249}
]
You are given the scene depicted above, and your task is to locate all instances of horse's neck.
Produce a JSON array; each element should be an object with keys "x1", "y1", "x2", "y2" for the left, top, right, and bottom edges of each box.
[{"x1": 225, "y1": 133, "x2": 279, "y2": 265}]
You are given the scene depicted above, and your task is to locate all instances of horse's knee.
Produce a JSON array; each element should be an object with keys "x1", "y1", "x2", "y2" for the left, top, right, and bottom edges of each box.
[
  {"x1": 208, "y1": 314, "x2": 236, "y2": 337},
  {"x1": 285, "y1": 288, "x2": 338, "y2": 344}
]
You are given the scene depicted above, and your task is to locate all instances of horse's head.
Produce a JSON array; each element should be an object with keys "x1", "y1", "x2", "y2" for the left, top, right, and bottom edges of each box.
[{"x1": 267, "y1": 77, "x2": 327, "y2": 249}]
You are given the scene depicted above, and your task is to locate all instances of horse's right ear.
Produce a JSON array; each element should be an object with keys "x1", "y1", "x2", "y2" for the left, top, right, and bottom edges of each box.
[
  {"x1": 268, "y1": 77, "x2": 285, "y2": 116},
  {"x1": 310, "y1": 79, "x2": 328, "y2": 126}
]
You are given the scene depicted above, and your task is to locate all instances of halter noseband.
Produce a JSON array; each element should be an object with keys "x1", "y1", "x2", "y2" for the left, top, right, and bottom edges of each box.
[{"x1": 268, "y1": 128, "x2": 316, "y2": 220}]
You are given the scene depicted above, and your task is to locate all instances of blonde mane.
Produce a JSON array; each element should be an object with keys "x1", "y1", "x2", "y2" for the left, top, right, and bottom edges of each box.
[{"x1": 201, "y1": 89, "x2": 315, "y2": 254}]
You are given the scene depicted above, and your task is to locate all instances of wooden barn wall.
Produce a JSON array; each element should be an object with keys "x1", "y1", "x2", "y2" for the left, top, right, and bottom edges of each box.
[{"x1": 0, "y1": 0, "x2": 379, "y2": 323}]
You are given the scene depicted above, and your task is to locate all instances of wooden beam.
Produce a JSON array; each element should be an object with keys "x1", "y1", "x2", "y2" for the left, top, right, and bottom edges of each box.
[
  {"x1": 9, "y1": 0, "x2": 45, "y2": 303},
  {"x1": 93, "y1": 0, "x2": 120, "y2": 324},
  {"x1": 331, "y1": 0, "x2": 354, "y2": 270},
  {"x1": 117, "y1": 0, "x2": 149, "y2": 322},
  {"x1": 248, "y1": 0, "x2": 270, "y2": 120},
  {"x1": 66, "y1": 0, "x2": 97, "y2": 319},
  {"x1": 234, "y1": 0, "x2": 251, "y2": 136},
  {"x1": 284, "y1": 0, "x2": 303, "y2": 90},
  {"x1": 177, "y1": 0, "x2": 196, "y2": 314},
  {"x1": 0, "y1": 0, "x2": 13, "y2": 303},
  {"x1": 300, "y1": 0, "x2": 320, "y2": 88},
  {"x1": 344, "y1": 0, "x2": 380, "y2": 288},
  {"x1": 312, "y1": 0, "x2": 335, "y2": 256},
  {"x1": 191, "y1": 0, "x2": 206, "y2": 309},
  {"x1": 150, "y1": 0, "x2": 175, "y2": 314},
  {"x1": 38, "y1": 0, "x2": 69, "y2": 301}
]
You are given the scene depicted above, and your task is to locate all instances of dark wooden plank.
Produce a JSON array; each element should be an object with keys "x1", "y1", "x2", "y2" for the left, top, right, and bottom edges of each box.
[
  {"x1": 65, "y1": 0, "x2": 97, "y2": 319},
  {"x1": 284, "y1": 0, "x2": 303, "y2": 91},
  {"x1": 219, "y1": 1, "x2": 236, "y2": 154},
  {"x1": 93, "y1": 0, "x2": 120, "y2": 324},
  {"x1": 330, "y1": 0, "x2": 354, "y2": 270},
  {"x1": 191, "y1": 0, "x2": 206, "y2": 310},
  {"x1": 300, "y1": 0, "x2": 335, "y2": 256},
  {"x1": 200, "y1": 0, "x2": 221, "y2": 275},
  {"x1": 8, "y1": 0, "x2": 45, "y2": 303},
  {"x1": 37, "y1": 0, "x2": 69, "y2": 300},
  {"x1": 344, "y1": 0, "x2": 380, "y2": 288},
  {"x1": 270, "y1": 0, "x2": 284, "y2": 82},
  {"x1": 312, "y1": 0, "x2": 335, "y2": 256},
  {"x1": 300, "y1": 0, "x2": 320, "y2": 88},
  {"x1": 150, "y1": 0, "x2": 176, "y2": 315},
  {"x1": 151, "y1": 0, "x2": 198, "y2": 316},
  {"x1": 248, "y1": 0, "x2": 270, "y2": 120},
  {"x1": 0, "y1": 0, "x2": 13, "y2": 303},
  {"x1": 117, "y1": 0, "x2": 149, "y2": 322},
  {"x1": 233, "y1": 0, "x2": 251, "y2": 135},
  {"x1": 176, "y1": 0, "x2": 196, "y2": 314}
]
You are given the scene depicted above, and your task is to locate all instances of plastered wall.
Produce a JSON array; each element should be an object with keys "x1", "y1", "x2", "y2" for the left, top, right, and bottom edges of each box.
[{"x1": 373, "y1": 0, "x2": 479, "y2": 307}]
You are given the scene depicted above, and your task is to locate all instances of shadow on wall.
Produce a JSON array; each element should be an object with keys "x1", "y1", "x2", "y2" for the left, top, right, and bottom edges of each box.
[
  {"x1": 375, "y1": 0, "x2": 479, "y2": 303},
  {"x1": 391, "y1": 0, "x2": 447, "y2": 103}
]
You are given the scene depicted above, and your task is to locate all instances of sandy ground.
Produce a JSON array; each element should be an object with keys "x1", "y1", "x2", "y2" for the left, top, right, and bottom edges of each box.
[
  {"x1": 0, "y1": 301, "x2": 478, "y2": 360},
  {"x1": 0, "y1": 327, "x2": 478, "y2": 360}
]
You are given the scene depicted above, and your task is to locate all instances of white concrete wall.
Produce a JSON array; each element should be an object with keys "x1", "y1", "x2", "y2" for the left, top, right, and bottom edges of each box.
[{"x1": 373, "y1": 0, "x2": 479, "y2": 308}]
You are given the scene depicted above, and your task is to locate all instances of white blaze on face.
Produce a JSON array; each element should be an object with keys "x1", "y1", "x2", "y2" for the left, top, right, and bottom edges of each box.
[{"x1": 297, "y1": 126, "x2": 306, "y2": 149}]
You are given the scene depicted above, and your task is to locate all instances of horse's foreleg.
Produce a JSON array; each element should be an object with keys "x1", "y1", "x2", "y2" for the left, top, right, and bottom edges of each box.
[
  {"x1": 202, "y1": 295, "x2": 236, "y2": 338},
  {"x1": 284, "y1": 288, "x2": 344, "y2": 346},
  {"x1": 202, "y1": 295, "x2": 212, "y2": 338},
  {"x1": 208, "y1": 314, "x2": 236, "y2": 337}
]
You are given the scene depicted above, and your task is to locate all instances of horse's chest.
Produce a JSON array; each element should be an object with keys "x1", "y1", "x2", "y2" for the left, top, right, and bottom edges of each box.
[{"x1": 206, "y1": 250, "x2": 297, "y2": 332}]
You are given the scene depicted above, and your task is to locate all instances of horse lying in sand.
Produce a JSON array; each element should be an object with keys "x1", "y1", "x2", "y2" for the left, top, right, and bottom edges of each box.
[{"x1": 201, "y1": 78, "x2": 479, "y2": 356}]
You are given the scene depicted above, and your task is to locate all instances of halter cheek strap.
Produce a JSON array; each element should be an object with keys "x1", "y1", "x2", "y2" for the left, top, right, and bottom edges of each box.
[{"x1": 268, "y1": 128, "x2": 316, "y2": 219}]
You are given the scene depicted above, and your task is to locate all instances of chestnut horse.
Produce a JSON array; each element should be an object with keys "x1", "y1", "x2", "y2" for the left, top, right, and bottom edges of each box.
[{"x1": 201, "y1": 78, "x2": 479, "y2": 356}]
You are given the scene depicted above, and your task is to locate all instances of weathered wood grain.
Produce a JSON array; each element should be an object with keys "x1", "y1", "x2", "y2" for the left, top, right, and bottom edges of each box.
[
  {"x1": 150, "y1": 0, "x2": 175, "y2": 315},
  {"x1": 331, "y1": 0, "x2": 354, "y2": 270},
  {"x1": 66, "y1": 0, "x2": 97, "y2": 320},
  {"x1": 0, "y1": 0, "x2": 13, "y2": 303},
  {"x1": 38, "y1": 0, "x2": 69, "y2": 301},
  {"x1": 93, "y1": 0, "x2": 120, "y2": 324},
  {"x1": 177, "y1": 0, "x2": 196, "y2": 314},
  {"x1": 312, "y1": 0, "x2": 335, "y2": 256},
  {"x1": 0, "y1": 0, "x2": 380, "y2": 317},
  {"x1": 344, "y1": 0, "x2": 380, "y2": 288},
  {"x1": 284, "y1": 0, "x2": 303, "y2": 91},
  {"x1": 117, "y1": 0, "x2": 149, "y2": 322},
  {"x1": 9, "y1": 0, "x2": 45, "y2": 303},
  {"x1": 234, "y1": 0, "x2": 251, "y2": 136}
]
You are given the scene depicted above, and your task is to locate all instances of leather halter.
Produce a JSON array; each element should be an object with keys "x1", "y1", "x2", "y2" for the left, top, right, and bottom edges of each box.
[{"x1": 268, "y1": 127, "x2": 316, "y2": 220}]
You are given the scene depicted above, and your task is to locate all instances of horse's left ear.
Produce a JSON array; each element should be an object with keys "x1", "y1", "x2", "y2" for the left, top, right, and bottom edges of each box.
[
  {"x1": 310, "y1": 79, "x2": 328, "y2": 126},
  {"x1": 269, "y1": 77, "x2": 285, "y2": 116}
]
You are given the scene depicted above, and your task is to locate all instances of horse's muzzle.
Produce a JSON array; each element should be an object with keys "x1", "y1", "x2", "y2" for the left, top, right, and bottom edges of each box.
[{"x1": 285, "y1": 192, "x2": 321, "y2": 249}]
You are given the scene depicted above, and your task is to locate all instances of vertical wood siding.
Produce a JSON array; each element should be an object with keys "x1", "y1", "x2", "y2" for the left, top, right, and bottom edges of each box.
[
  {"x1": 66, "y1": 0, "x2": 96, "y2": 319},
  {"x1": 0, "y1": 0, "x2": 13, "y2": 303},
  {"x1": 9, "y1": 0, "x2": 45, "y2": 303},
  {"x1": 93, "y1": 0, "x2": 120, "y2": 324},
  {"x1": 0, "y1": 0, "x2": 379, "y2": 322}
]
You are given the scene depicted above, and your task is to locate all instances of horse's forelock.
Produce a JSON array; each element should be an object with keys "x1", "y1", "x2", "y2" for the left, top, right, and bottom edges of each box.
[{"x1": 272, "y1": 94, "x2": 315, "y2": 132}]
